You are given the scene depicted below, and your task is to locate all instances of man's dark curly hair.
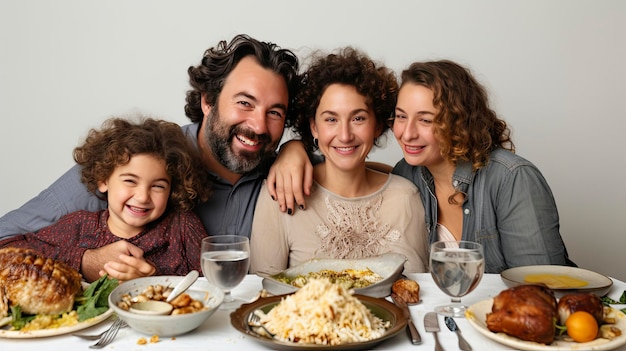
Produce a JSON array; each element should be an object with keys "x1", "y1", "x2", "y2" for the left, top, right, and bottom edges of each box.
[
  {"x1": 185, "y1": 34, "x2": 300, "y2": 127},
  {"x1": 395, "y1": 60, "x2": 514, "y2": 171},
  {"x1": 73, "y1": 117, "x2": 212, "y2": 212},
  {"x1": 292, "y1": 47, "x2": 398, "y2": 154}
]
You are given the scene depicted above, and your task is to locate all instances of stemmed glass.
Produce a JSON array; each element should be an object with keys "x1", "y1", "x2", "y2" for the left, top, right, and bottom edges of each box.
[
  {"x1": 429, "y1": 240, "x2": 484, "y2": 317},
  {"x1": 201, "y1": 235, "x2": 250, "y2": 310}
]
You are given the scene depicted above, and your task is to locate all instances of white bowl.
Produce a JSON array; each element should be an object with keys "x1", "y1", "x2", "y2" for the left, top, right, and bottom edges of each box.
[
  {"x1": 500, "y1": 265, "x2": 613, "y2": 298},
  {"x1": 108, "y1": 275, "x2": 224, "y2": 337},
  {"x1": 259, "y1": 252, "x2": 407, "y2": 298}
]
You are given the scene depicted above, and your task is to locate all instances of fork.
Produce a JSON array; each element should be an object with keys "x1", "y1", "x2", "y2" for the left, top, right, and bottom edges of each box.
[
  {"x1": 247, "y1": 311, "x2": 276, "y2": 339},
  {"x1": 73, "y1": 320, "x2": 128, "y2": 340},
  {"x1": 89, "y1": 317, "x2": 126, "y2": 349}
]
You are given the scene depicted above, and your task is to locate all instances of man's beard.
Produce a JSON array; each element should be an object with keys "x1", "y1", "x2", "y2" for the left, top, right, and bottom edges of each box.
[{"x1": 203, "y1": 105, "x2": 277, "y2": 174}]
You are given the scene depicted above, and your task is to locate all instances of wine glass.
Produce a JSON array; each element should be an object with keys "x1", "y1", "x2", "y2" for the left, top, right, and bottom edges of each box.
[
  {"x1": 430, "y1": 240, "x2": 484, "y2": 317},
  {"x1": 201, "y1": 235, "x2": 250, "y2": 310}
]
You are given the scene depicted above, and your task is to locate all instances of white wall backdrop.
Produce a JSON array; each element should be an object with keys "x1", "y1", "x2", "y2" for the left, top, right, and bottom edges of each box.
[{"x1": 1, "y1": 0, "x2": 625, "y2": 280}]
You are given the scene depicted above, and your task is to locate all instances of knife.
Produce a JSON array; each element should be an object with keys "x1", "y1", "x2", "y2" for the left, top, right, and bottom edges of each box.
[
  {"x1": 391, "y1": 294, "x2": 421, "y2": 344},
  {"x1": 444, "y1": 316, "x2": 472, "y2": 351},
  {"x1": 424, "y1": 312, "x2": 445, "y2": 351}
]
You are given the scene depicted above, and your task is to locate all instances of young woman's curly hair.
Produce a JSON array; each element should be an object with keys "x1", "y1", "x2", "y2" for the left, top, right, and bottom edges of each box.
[
  {"x1": 73, "y1": 117, "x2": 212, "y2": 212},
  {"x1": 399, "y1": 60, "x2": 514, "y2": 170},
  {"x1": 292, "y1": 47, "x2": 398, "y2": 154}
]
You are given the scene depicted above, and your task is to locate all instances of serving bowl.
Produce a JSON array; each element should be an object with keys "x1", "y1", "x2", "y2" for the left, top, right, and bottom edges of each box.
[
  {"x1": 500, "y1": 265, "x2": 613, "y2": 298},
  {"x1": 108, "y1": 275, "x2": 224, "y2": 337},
  {"x1": 259, "y1": 252, "x2": 407, "y2": 298}
]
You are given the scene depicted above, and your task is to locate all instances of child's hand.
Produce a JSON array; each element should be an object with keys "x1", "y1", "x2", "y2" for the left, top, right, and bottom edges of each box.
[
  {"x1": 82, "y1": 240, "x2": 145, "y2": 282},
  {"x1": 102, "y1": 251, "x2": 157, "y2": 281}
]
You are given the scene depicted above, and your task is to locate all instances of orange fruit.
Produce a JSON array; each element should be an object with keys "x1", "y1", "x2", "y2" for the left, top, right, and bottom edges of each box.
[{"x1": 565, "y1": 311, "x2": 599, "y2": 343}]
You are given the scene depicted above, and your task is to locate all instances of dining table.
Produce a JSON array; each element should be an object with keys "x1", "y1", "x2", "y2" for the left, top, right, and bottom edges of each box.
[{"x1": 4, "y1": 272, "x2": 626, "y2": 351}]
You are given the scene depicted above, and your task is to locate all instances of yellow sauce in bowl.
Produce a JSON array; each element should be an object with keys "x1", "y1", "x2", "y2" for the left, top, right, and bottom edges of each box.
[{"x1": 524, "y1": 274, "x2": 588, "y2": 289}]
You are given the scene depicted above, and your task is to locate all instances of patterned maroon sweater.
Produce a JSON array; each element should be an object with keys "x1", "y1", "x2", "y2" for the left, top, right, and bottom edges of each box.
[{"x1": 0, "y1": 210, "x2": 207, "y2": 276}]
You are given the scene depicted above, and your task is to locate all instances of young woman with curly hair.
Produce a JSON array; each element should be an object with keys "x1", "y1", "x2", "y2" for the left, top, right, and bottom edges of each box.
[
  {"x1": 389, "y1": 60, "x2": 575, "y2": 273},
  {"x1": 250, "y1": 48, "x2": 429, "y2": 275},
  {"x1": 0, "y1": 117, "x2": 212, "y2": 281}
]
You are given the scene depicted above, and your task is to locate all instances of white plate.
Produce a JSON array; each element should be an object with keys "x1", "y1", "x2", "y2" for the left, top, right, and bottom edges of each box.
[
  {"x1": 466, "y1": 298, "x2": 626, "y2": 350},
  {"x1": 258, "y1": 252, "x2": 407, "y2": 298},
  {"x1": 500, "y1": 265, "x2": 613, "y2": 297},
  {"x1": 0, "y1": 281, "x2": 113, "y2": 339}
]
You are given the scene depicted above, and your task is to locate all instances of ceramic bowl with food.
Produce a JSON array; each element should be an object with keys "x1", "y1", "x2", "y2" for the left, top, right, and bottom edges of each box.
[
  {"x1": 500, "y1": 265, "x2": 613, "y2": 298},
  {"x1": 108, "y1": 275, "x2": 224, "y2": 337},
  {"x1": 259, "y1": 252, "x2": 407, "y2": 298}
]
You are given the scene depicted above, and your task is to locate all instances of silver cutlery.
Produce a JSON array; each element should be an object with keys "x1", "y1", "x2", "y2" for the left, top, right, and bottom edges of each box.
[
  {"x1": 89, "y1": 317, "x2": 126, "y2": 349},
  {"x1": 424, "y1": 312, "x2": 445, "y2": 351},
  {"x1": 247, "y1": 311, "x2": 276, "y2": 339},
  {"x1": 444, "y1": 316, "x2": 472, "y2": 351},
  {"x1": 72, "y1": 320, "x2": 128, "y2": 340},
  {"x1": 391, "y1": 294, "x2": 421, "y2": 344}
]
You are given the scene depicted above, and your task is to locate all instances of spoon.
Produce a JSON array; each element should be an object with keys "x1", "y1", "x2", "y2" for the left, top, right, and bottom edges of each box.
[{"x1": 130, "y1": 270, "x2": 200, "y2": 315}]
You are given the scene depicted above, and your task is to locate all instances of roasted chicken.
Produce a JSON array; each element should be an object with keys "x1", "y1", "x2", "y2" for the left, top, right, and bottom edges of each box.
[
  {"x1": 557, "y1": 292, "x2": 604, "y2": 325},
  {"x1": 486, "y1": 284, "x2": 558, "y2": 344},
  {"x1": 0, "y1": 247, "x2": 82, "y2": 317}
]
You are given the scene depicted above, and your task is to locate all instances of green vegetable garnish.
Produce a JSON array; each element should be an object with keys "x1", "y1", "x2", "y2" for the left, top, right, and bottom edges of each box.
[
  {"x1": 9, "y1": 305, "x2": 36, "y2": 330},
  {"x1": 75, "y1": 274, "x2": 119, "y2": 321},
  {"x1": 601, "y1": 290, "x2": 626, "y2": 314}
]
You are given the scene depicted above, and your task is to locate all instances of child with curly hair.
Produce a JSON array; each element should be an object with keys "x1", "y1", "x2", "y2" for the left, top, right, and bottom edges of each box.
[{"x1": 0, "y1": 117, "x2": 211, "y2": 281}]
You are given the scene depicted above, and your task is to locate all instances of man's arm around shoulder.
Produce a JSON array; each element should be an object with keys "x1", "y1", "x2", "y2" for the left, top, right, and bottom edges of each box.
[{"x1": 0, "y1": 164, "x2": 106, "y2": 238}]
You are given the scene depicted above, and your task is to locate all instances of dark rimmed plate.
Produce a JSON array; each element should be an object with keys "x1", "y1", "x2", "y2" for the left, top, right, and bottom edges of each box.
[
  {"x1": 500, "y1": 265, "x2": 613, "y2": 297},
  {"x1": 230, "y1": 294, "x2": 406, "y2": 350}
]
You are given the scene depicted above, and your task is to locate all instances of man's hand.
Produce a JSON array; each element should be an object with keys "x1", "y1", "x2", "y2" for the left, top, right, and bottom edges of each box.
[
  {"x1": 267, "y1": 140, "x2": 313, "y2": 214},
  {"x1": 81, "y1": 241, "x2": 155, "y2": 282}
]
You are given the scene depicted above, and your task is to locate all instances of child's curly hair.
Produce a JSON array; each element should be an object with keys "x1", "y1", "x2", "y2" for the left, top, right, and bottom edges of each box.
[{"x1": 73, "y1": 116, "x2": 211, "y2": 212}]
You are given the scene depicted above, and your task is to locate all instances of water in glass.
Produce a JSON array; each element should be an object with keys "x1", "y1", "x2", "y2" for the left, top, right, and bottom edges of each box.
[
  {"x1": 430, "y1": 241, "x2": 484, "y2": 317},
  {"x1": 201, "y1": 235, "x2": 250, "y2": 310}
]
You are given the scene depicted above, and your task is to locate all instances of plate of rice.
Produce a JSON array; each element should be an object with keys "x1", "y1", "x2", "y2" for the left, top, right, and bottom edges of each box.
[{"x1": 230, "y1": 278, "x2": 406, "y2": 350}]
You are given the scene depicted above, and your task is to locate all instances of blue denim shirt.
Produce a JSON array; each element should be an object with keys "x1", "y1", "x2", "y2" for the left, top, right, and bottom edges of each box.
[
  {"x1": 0, "y1": 123, "x2": 268, "y2": 239},
  {"x1": 392, "y1": 148, "x2": 575, "y2": 273}
]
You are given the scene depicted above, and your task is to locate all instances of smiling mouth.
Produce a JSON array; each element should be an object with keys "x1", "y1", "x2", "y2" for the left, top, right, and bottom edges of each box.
[
  {"x1": 334, "y1": 146, "x2": 356, "y2": 152},
  {"x1": 127, "y1": 205, "x2": 149, "y2": 213},
  {"x1": 236, "y1": 134, "x2": 261, "y2": 147},
  {"x1": 405, "y1": 145, "x2": 425, "y2": 152}
]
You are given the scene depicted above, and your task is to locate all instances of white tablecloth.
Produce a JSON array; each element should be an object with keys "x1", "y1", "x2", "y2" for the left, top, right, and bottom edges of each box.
[{"x1": 4, "y1": 273, "x2": 626, "y2": 350}]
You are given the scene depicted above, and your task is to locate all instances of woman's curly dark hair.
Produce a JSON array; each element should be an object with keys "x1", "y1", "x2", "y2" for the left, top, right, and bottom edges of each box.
[
  {"x1": 292, "y1": 47, "x2": 398, "y2": 154},
  {"x1": 397, "y1": 60, "x2": 514, "y2": 170},
  {"x1": 73, "y1": 117, "x2": 212, "y2": 212},
  {"x1": 185, "y1": 34, "x2": 300, "y2": 127}
]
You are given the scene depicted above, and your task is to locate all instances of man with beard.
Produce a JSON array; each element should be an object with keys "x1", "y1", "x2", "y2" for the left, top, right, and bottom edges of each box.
[{"x1": 0, "y1": 34, "x2": 300, "y2": 281}]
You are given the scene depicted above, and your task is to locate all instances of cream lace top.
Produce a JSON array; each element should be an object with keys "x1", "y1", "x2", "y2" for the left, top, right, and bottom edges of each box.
[{"x1": 250, "y1": 174, "x2": 429, "y2": 275}]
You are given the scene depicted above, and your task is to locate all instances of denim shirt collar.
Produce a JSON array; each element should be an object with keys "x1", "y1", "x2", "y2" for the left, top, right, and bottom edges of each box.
[{"x1": 420, "y1": 159, "x2": 475, "y2": 195}]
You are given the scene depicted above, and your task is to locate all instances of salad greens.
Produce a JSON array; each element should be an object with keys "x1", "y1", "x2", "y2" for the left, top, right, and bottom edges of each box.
[
  {"x1": 601, "y1": 290, "x2": 626, "y2": 314},
  {"x1": 76, "y1": 274, "x2": 119, "y2": 321}
]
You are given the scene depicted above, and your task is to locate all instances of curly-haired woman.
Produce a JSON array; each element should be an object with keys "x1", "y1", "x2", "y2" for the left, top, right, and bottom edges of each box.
[
  {"x1": 249, "y1": 48, "x2": 429, "y2": 275},
  {"x1": 389, "y1": 60, "x2": 574, "y2": 273}
]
